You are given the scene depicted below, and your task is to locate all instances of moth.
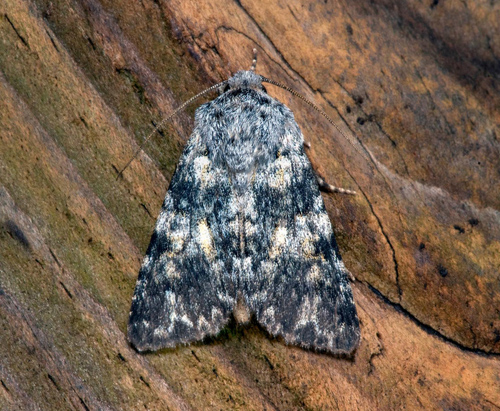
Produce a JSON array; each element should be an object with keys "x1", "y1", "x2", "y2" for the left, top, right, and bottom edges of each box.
[{"x1": 128, "y1": 57, "x2": 360, "y2": 354}]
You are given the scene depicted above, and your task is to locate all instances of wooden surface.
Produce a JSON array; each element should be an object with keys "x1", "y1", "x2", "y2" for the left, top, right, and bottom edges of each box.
[{"x1": 0, "y1": 0, "x2": 499, "y2": 409}]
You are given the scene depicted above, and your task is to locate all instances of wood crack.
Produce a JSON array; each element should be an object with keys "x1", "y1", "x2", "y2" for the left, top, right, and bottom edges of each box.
[
  {"x1": 4, "y1": 14, "x2": 29, "y2": 48},
  {"x1": 367, "y1": 284, "x2": 500, "y2": 357}
]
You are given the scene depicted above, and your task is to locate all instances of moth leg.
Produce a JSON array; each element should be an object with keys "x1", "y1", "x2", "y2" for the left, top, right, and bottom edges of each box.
[
  {"x1": 303, "y1": 142, "x2": 356, "y2": 194},
  {"x1": 344, "y1": 267, "x2": 356, "y2": 282},
  {"x1": 316, "y1": 174, "x2": 357, "y2": 195}
]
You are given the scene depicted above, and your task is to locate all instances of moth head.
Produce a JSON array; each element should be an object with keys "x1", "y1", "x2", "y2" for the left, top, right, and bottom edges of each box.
[{"x1": 221, "y1": 70, "x2": 267, "y2": 94}]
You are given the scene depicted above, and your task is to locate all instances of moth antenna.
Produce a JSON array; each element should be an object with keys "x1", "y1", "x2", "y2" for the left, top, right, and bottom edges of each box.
[
  {"x1": 250, "y1": 48, "x2": 258, "y2": 72},
  {"x1": 117, "y1": 80, "x2": 229, "y2": 179},
  {"x1": 260, "y1": 76, "x2": 374, "y2": 167}
]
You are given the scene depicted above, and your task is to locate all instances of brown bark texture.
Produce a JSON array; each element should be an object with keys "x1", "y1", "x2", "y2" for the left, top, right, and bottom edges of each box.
[{"x1": 0, "y1": 0, "x2": 499, "y2": 409}]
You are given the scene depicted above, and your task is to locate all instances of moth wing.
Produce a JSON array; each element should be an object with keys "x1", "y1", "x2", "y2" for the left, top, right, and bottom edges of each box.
[
  {"x1": 128, "y1": 134, "x2": 237, "y2": 352},
  {"x1": 245, "y1": 134, "x2": 360, "y2": 354}
]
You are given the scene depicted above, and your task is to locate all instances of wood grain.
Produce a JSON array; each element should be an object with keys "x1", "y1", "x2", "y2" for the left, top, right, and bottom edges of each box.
[{"x1": 0, "y1": 0, "x2": 499, "y2": 408}]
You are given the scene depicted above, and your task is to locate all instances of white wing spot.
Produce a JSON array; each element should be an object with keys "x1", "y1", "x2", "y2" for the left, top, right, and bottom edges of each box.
[
  {"x1": 197, "y1": 316, "x2": 210, "y2": 331},
  {"x1": 153, "y1": 326, "x2": 168, "y2": 338},
  {"x1": 197, "y1": 219, "x2": 215, "y2": 259},
  {"x1": 307, "y1": 265, "x2": 322, "y2": 283},
  {"x1": 179, "y1": 314, "x2": 194, "y2": 328},
  {"x1": 165, "y1": 260, "x2": 180, "y2": 279},
  {"x1": 268, "y1": 156, "x2": 292, "y2": 189},
  {"x1": 193, "y1": 156, "x2": 212, "y2": 187},
  {"x1": 269, "y1": 225, "x2": 288, "y2": 258}
]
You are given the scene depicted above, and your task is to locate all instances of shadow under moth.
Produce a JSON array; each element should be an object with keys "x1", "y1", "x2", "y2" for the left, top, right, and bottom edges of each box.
[{"x1": 127, "y1": 60, "x2": 360, "y2": 355}]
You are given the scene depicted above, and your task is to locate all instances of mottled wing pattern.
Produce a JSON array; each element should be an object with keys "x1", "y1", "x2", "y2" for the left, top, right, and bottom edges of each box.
[
  {"x1": 128, "y1": 133, "x2": 238, "y2": 352},
  {"x1": 243, "y1": 114, "x2": 360, "y2": 354},
  {"x1": 129, "y1": 70, "x2": 359, "y2": 354}
]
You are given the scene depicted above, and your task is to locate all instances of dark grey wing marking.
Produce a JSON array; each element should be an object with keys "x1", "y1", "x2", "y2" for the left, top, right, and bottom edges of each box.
[
  {"x1": 128, "y1": 133, "x2": 238, "y2": 352},
  {"x1": 244, "y1": 120, "x2": 360, "y2": 354}
]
